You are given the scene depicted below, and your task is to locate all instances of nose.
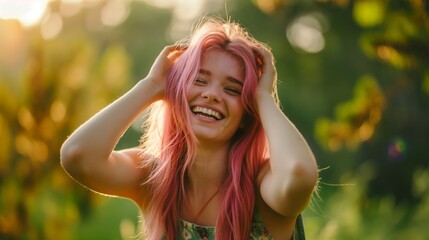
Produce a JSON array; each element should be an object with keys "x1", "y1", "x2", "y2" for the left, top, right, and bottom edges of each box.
[{"x1": 201, "y1": 86, "x2": 222, "y2": 102}]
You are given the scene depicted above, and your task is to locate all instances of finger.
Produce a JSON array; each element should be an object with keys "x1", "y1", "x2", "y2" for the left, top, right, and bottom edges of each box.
[
  {"x1": 159, "y1": 45, "x2": 179, "y2": 57},
  {"x1": 253, "y1": 47, "x2": 277, "y2": 84},
  {"x1": 253, "y1": 48, "x2": 263, "y2": 69},
  {"x1": 167, "y1": 49, "x2": 185, "y2": 61},
  {"x1": 253, "y1": 46, "x2": 273, "y2": 63}
]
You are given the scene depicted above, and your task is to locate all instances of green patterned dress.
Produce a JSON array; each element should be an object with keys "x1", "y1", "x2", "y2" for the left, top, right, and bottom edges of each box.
[{"x1": 179, "y1": 211, "x2": 273, "y2": 240}]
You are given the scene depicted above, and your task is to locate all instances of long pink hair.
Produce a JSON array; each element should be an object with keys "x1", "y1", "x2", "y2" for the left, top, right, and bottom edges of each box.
[{"x1": 140, "y1": 17, "x2": 274, "y2": 240}]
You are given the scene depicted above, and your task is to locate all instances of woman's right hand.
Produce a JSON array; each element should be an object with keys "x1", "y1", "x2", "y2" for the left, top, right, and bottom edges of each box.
[{"x1": 146, "y1": 45, "x2": 184, "y2": 100}]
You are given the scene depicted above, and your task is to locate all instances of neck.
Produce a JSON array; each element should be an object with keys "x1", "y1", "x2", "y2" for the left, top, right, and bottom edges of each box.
[
  {"x1": 182, "y1": 143, "x2": 229, "y2": 224},
  {"x1": 188, "y1": 142, "x2": 229, "y2": 190}
]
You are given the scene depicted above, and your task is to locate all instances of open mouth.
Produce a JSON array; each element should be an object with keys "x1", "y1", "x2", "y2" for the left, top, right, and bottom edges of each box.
[{"x1": 191, "y1": 106, "x2": 224, "y2": 120}]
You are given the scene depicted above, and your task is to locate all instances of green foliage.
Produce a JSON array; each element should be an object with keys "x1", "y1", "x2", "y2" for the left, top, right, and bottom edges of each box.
[
  {"x1": 315, "y1": 75, "x2": 384, "y2": 151},
  {"x1": 305, "y1": 165, "x2": 429, "y2": 240}
]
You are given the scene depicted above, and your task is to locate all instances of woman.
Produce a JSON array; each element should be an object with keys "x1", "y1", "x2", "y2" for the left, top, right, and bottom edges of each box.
[{"x1": 61, "y1": 17, "x2": 318, "y2": 240}]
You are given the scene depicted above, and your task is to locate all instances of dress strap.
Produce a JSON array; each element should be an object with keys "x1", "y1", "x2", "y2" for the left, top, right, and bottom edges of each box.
[
  {"x1": 250, "y1": 207, "x2": 273, "y2": 239},
  {"x1": 293, "y1": 214, "x2": 306, "y2": 240}
]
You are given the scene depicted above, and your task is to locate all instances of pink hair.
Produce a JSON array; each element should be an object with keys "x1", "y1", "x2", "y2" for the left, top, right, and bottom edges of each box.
[{"x1": 140, "y1": 17, "x2": 273, "y2": 240}]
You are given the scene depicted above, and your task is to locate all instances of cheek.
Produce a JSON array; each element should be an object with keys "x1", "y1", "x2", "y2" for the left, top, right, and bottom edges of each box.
[
  {"x1": 185, "y1": 87, "x2": 197, "y2": 102},
  {"x1": 232, "y1": 102, "x2": 245, "y2": 122}
]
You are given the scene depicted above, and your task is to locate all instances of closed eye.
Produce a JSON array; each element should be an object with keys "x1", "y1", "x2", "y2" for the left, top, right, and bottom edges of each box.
[
  {"x1": 225, "y1": 87, "x2": 242, "y2": 95},
  {"x1": 194, "y1": 79, "x2": 207, "y2": 85}
]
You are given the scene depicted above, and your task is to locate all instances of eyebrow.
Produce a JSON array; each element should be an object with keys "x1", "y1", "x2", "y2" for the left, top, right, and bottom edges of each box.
[{"x1": 199, "y1": 69, "x2": 243, "y2": 86}]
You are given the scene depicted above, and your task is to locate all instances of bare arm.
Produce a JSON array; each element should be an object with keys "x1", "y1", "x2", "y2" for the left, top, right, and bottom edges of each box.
[
  {"x1": 60, "y1": 46, "x2": 181, "y2": 206},
  {"x1": 255, "y1": 47, "x2": 318, "y2": 217}
]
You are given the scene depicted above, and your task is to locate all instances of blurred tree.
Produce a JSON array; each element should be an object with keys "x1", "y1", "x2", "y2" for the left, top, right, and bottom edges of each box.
[
  {"x1": 0, "y1": 2, "x2": 140, "y2": 238},
  {"x1": 248, "y1": 0, "x2": 429, "y2": 203}
]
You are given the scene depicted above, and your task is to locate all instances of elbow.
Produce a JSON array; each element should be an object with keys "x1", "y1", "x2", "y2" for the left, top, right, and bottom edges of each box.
[
  {"x1": 60, "y1": 140, "x2": 85, "y2": 178},
  {"x1": 289, "y1": 158, "x2": 319, "y2": 192}
]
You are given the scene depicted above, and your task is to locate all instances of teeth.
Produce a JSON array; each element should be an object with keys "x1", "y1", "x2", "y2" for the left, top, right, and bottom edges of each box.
[{"x1": 192, "y1": 106, "x2": 222, "y2": 120}]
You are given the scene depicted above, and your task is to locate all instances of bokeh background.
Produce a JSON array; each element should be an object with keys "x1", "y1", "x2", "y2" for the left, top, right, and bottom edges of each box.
[{"x1": 1, "y1": 0, "x2": 428, "y2": 239}]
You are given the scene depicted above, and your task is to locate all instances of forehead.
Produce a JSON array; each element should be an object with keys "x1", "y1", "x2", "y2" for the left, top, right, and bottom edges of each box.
[{"x1": 200, "y1": 50, "x2": 244, "y2": 80}]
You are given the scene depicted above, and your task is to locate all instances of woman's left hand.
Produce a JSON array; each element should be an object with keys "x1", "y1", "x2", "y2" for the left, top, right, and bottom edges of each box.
[{"x1": 255, "y1": 46, "x2": 277, "y2": 97}]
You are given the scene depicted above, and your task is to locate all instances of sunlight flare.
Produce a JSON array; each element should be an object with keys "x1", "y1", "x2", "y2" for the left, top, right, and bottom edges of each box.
[{"x1": 0, "y1": 0, "x2": 48, "y2": 27}]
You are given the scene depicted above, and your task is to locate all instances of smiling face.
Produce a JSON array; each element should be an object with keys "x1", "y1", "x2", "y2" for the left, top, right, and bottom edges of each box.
[{"x1": 186, "y1": 49, "x2": 245, "y2": 146}]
